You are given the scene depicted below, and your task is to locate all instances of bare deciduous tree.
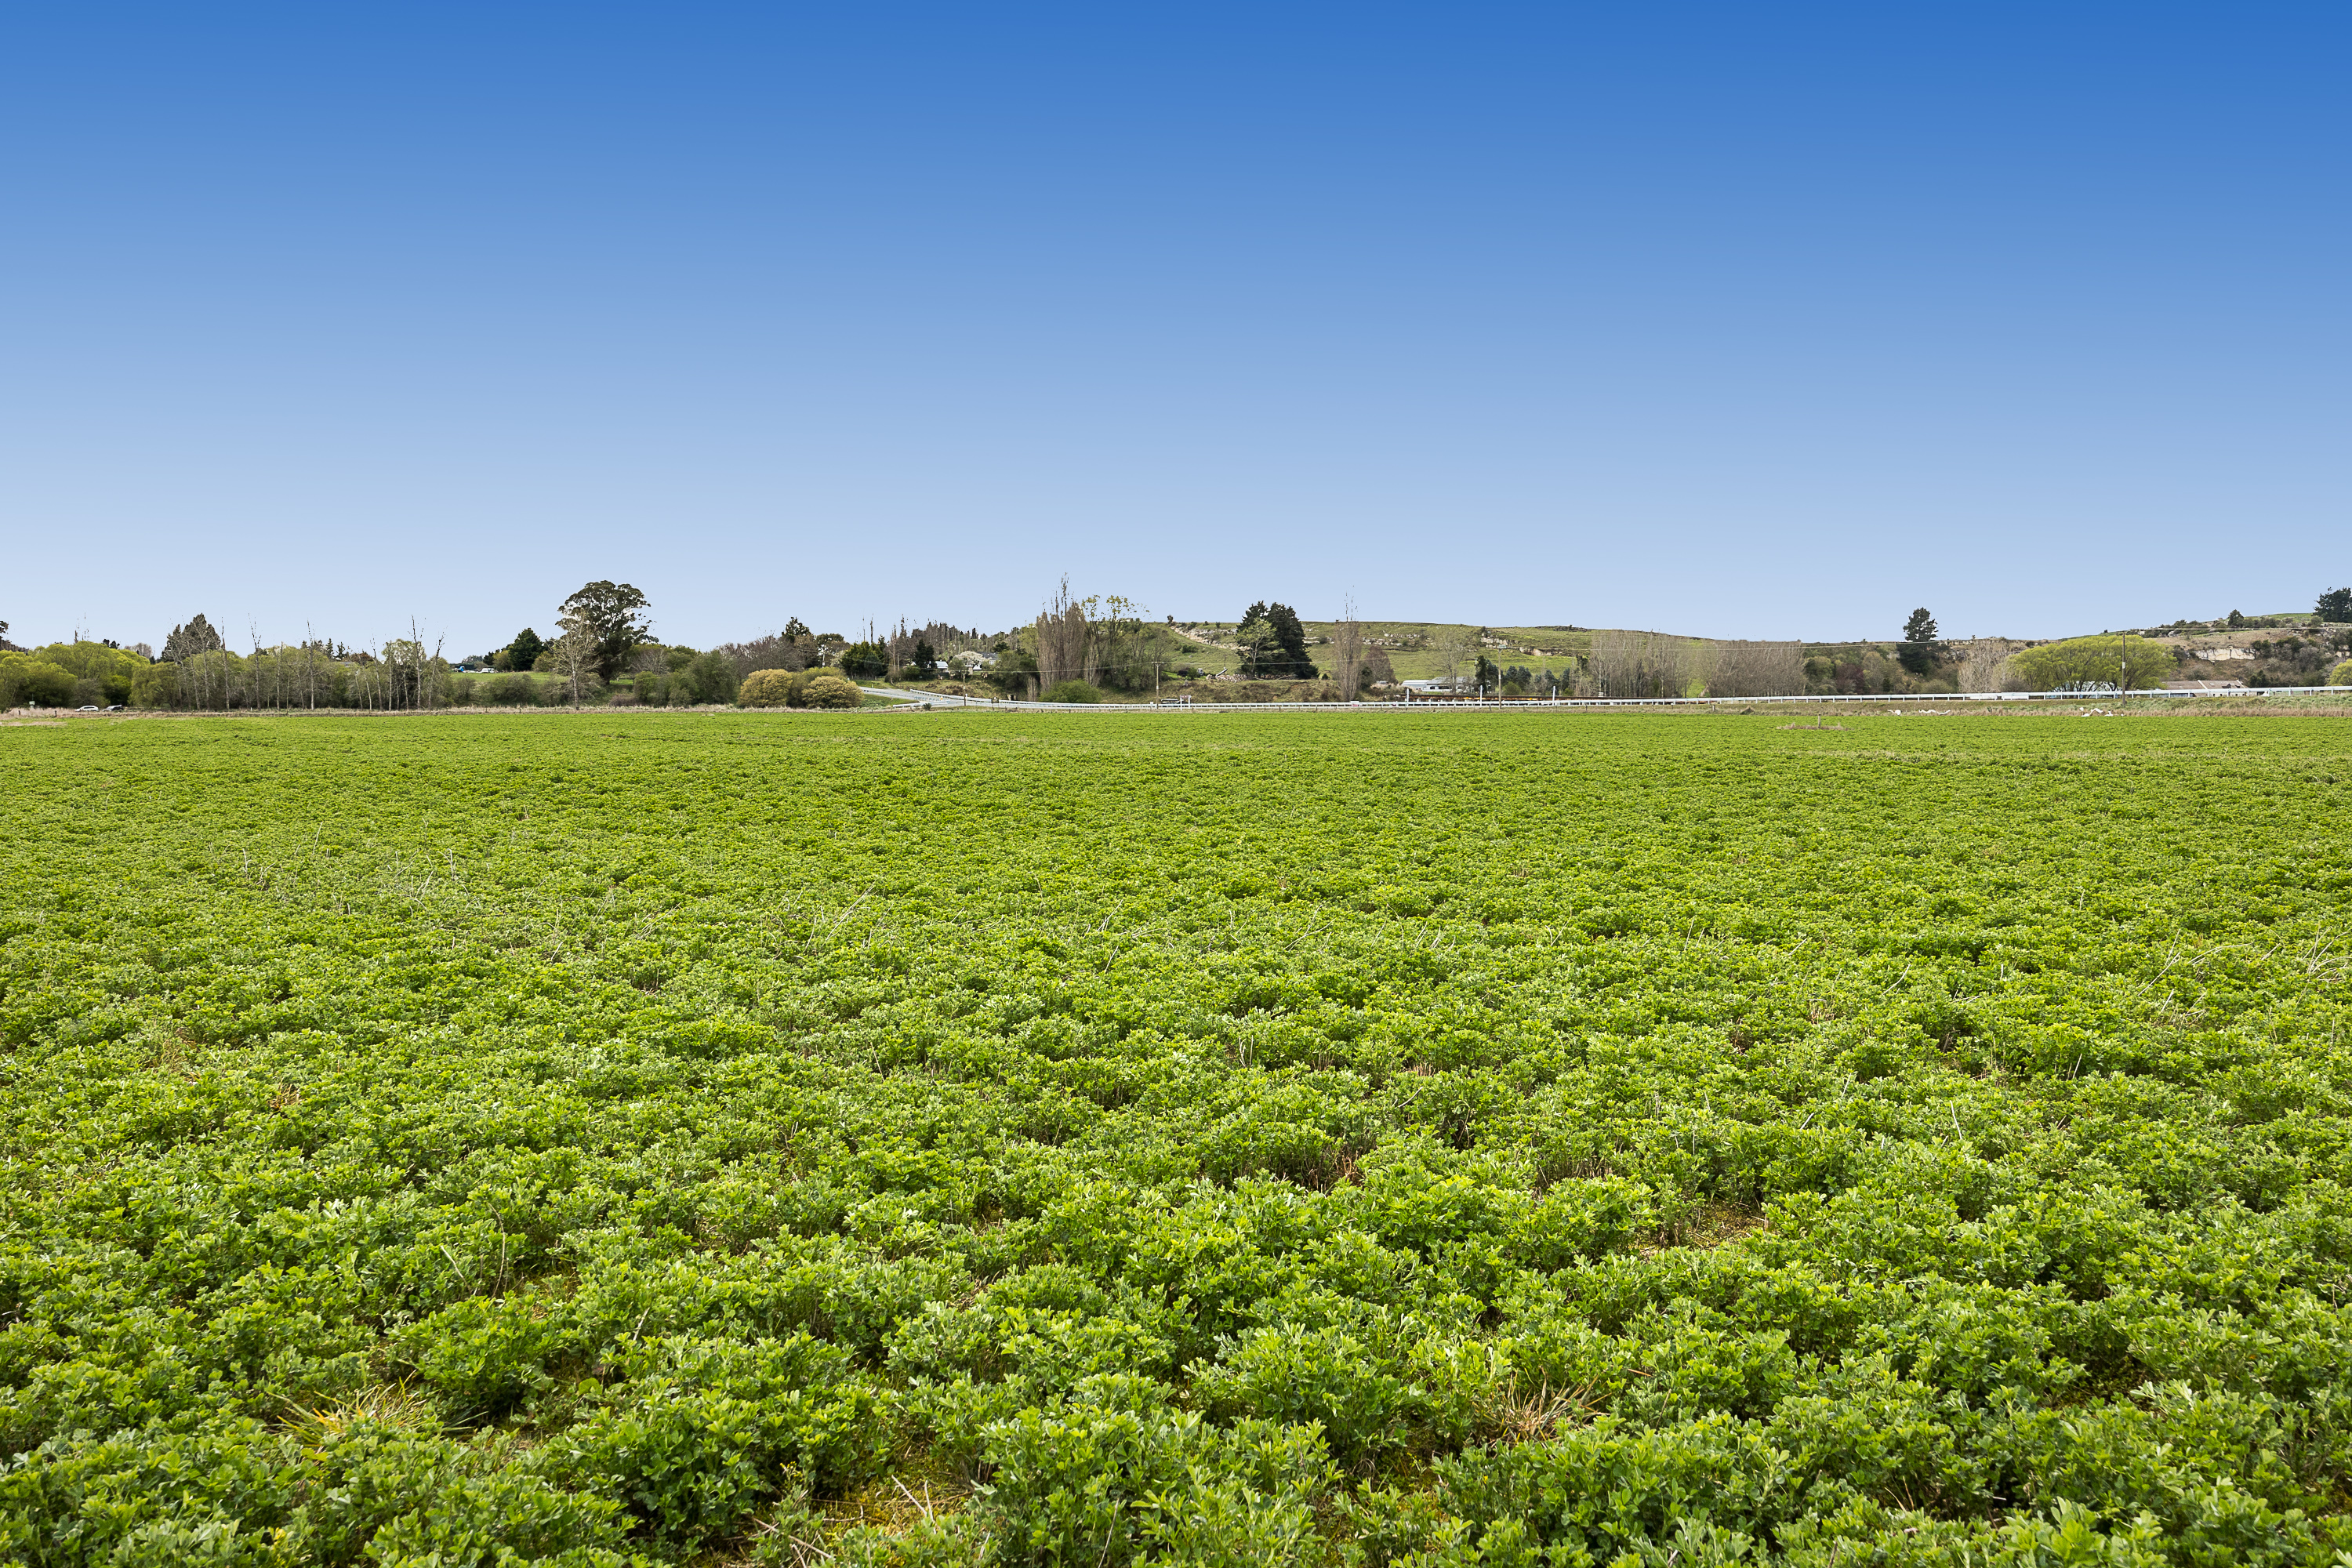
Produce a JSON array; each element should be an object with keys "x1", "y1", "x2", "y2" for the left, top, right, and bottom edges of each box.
[
  {"x1": 1093, "y1": 595, "x2": 1157, "y2": 691},
  {"x1": 550, "y1": 615, "x2": 597, "y2": 706},
  {"x1": 1033, "y1": 576, "x2": 1092, "y2": 692},
  {"x1": 1704, "y1": 640, "x2": 1806, "y2": 698},
  {"x1": 1434, "y1": 625, "x2": 1482, "y2": 692},
  {"x1": 1330, "y1": 597, "x2": 1366, "y2": 701},
  {"x1": 1586, "y1": 631, "x2": 1693, "y2": 699},
  {"x1": 1955, "y1": 638, "x2": 2015, "y2": 694}
]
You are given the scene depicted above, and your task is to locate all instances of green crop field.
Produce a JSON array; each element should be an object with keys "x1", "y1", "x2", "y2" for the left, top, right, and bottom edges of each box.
[{"x1": 4, "y1": 711, "x2": 2350, "y2": 1566}]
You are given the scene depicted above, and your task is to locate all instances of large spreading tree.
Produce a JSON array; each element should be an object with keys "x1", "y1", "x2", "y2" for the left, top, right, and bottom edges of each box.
[{"x1": 557, "y1": 582, "x2": 653, "y2": 684}]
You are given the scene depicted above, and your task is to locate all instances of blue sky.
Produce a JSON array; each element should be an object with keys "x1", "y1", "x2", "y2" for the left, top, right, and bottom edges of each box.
[{"x1": 4, "y1": 4, "x2": 2345, "y2": 652}]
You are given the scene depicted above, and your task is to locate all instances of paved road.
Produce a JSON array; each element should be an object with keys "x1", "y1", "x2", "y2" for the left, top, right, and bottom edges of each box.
[
  {"x1": 855, "y1": 684, "x2": 2352, "y2": 713},
  {"x1": 856, "y1": 685, "x2": 1007, "y2": 709},
  {"x1": 857, "y1": 685, "x2": 1192, "y2": 710},
  {"x1": 856, "y1": 686, "x2": 1341, "y2": 712}
]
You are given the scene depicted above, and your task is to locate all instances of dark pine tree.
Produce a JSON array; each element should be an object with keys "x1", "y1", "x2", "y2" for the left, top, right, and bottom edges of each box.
[
  {"x1": 1240, "y1": 601, "x2": 1317, "y2": 680},
  {"x1": 1898, "y1": 608, "x2": 1941, "y2": 675},
  {"x1": 500, "y1": 627, "x2": 546, "y2": 671}
]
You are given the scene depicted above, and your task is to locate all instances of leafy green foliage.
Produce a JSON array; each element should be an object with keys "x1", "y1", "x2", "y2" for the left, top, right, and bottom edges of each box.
[
  {"x1": 0, "y1": 656, "x2": 76, "y2": 706},
  {"x1": 20, "y1": 642, "x2": 145, "y2": 704},
  {"x1": 478, "y1": 671, "x2": 544, "y2": 706},
  {"x1": 677, "y1": 651, "x2": 739, "y2": 706},
  {"x1": 557, "y1": 581, "x2": 654, "y2": 684},
  {"x1": 2008, "y1": 635, "x2": 2176, "y2": 691},
  {"x1": 2, "y1": 713, "x2": 2350, "y2": 1563}
]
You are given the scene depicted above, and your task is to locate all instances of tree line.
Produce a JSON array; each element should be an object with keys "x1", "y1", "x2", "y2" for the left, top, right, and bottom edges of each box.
[
  {"x1": 0, "y1": 580, "x2": 986, "y2": 713},
  {"x1": 10, "y1": 582, "x2": 2347, "y2": 711}
]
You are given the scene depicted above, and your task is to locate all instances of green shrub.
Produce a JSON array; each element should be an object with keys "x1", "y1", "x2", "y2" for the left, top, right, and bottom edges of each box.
[
  {"x1": 1043, "y1": 679, "x2": 1101, "y2": 704},
  {"x1": 2330, "y1": 658, "x2": 2352, "y2": 686},
  {"x1": 479, "y1": 672, "x2": 541, "y2": 706},
  {"x1": 800, "y1": 673, "x2": 860, "y2": 709},
  {"x1": 739, "y1": 668, "x2": 797, "y2": 707},
  {"x1": 671, "y1": 650, "x2": 738, "y2": 705}
]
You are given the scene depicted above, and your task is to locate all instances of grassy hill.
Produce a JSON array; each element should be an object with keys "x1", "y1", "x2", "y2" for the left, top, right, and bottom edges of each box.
[
  {"x1": 1171, "y1": 620, "x2": 1596, "y2": 682},
  {"x1": 1103, "y1": 605, "x2": 2349, "y2": 693}
]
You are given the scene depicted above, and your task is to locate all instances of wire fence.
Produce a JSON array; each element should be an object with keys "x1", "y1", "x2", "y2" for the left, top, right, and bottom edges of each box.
[{"x1": 866, "y1": 684, "x2": 2352, "y2": 714}]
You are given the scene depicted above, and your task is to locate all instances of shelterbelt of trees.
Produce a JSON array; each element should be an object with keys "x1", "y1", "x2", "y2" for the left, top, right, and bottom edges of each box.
[
  {"x1": 0, "y1": 638, "x2": 470, "y2": 713},
  {"x1": 7, "y1": 583, "x2": 2349, "y2": 712}
]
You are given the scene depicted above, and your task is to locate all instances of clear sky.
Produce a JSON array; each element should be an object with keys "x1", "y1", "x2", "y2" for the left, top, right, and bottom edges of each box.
[{"x1": 4, "y1": 4, "x2": 2345, "y2": 654}]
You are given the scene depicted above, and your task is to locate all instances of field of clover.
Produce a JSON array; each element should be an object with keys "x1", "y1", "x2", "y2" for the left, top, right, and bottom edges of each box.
[{"x1": 2, "y1": 708, "x2": 2349, "y2": 1567}]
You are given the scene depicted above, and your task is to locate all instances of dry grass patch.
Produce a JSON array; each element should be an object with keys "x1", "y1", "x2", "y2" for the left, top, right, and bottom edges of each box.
[
  {"x1": 281, "y1": 1381, "x2": 440, "y2": 1440},
  {"x1": 1474, "y1": 1377, "x2": 1599, "y2": 1447},
  {"x1": 1651, "y1": 1200, "x2": 1766, "y2": 1253}
]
